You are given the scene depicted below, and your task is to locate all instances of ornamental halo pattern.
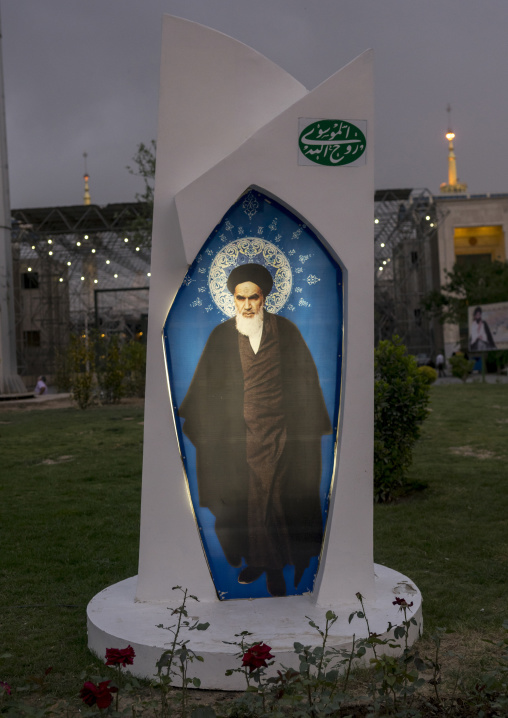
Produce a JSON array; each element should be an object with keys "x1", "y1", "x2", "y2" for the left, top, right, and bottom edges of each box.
[{"x1": 209, "y1": 238, "x2": 292, "y2": 317}]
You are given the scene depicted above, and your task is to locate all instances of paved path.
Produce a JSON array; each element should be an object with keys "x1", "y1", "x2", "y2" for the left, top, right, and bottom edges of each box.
[
  {"x1": 434, "y1": 373, "x2": 508, "y2": 385},
  {"x1": 0, "y1": 392, "x2": 73, "y2": 408}
]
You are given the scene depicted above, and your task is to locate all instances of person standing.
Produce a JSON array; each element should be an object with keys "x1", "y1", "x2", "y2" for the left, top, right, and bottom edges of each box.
[
  {"x1": 435, "y1": 352, "x2": 445, "y2": 377},
  {"x1": 179, "y1": 263, "x2": 332, "y2": 597},
  {"x1": 34, "y1": 376, "x2": 47, "y2": 395}
]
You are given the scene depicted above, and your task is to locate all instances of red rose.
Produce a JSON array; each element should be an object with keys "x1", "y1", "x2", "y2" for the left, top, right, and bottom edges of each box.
[
  {"x1": 80, "y1": 680, "x2": 118, "y2": 709},
  {"x1": 242, "y1": 643, "x2": 274, "y2": 673},
  {"x1": 105, "y1": 645, "x2": 136, "y2": 667}
]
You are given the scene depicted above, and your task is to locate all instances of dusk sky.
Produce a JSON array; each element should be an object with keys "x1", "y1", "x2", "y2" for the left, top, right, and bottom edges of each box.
[{"x1": 2, "y1": 0, "x2": 507, "y2": 209}]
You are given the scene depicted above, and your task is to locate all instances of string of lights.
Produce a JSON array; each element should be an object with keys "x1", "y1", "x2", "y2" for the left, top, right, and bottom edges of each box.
[{"x1": 11, "y1": 202, "x2": 152, "y2": 378}]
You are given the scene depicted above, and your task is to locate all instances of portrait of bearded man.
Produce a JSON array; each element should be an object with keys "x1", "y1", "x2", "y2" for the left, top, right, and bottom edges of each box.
[
  {"x1": 178, "y1": 263, "x2": 332, "y2": 597},
  {"x1": 469, "y1": 306, "x2": 497, "y2": 351}
]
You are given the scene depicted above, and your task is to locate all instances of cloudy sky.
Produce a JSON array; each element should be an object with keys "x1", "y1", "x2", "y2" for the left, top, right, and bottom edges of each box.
[{"x1": 2, "y1": 0, "x2": 507, "y2": 209}]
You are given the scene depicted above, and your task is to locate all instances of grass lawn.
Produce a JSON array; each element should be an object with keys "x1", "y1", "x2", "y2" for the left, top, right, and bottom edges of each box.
[
  {"x1": 0, "y1": 384, "x2": 507, "y2": 704},
  {"x1": 374, "y1": 383, "x2": 507, "y2": 636},
  {"x1": 0, "y1": 402, "x2": 143, "y2": 696}
]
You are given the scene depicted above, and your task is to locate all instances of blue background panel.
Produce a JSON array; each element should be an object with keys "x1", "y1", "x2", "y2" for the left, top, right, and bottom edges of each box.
[{"x1": 163, "y1": 188, "x2": 343, "y2": 599}]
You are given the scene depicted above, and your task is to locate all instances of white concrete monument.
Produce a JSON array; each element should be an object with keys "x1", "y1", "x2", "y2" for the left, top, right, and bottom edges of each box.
[{"x1": 87, "y1": 16, "x2": 421, "y2": 688}]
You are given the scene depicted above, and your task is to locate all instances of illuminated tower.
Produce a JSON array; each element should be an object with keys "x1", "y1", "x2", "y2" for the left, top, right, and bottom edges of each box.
[
  {"x1": 83, "y1": 151, "x2": 91, "y2": 205},
  {"x1": 440, "y1": 105, "x2": 467, "y2": 194}
]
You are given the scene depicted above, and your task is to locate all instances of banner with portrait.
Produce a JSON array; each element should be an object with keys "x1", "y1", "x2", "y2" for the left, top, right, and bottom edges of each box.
[
  {"x1": 468, "y1": 301, "x2": 508, "y2": 352},
  {"x1": 163, "y1": 188, "x2": 343, "y2": 600}
]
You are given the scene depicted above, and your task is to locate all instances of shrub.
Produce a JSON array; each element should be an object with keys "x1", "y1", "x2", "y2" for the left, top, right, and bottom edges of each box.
[
  {"x1": 96, "y1": 334, "x2": 125, "y2": 404},
  {"x1": 374, "y1": 336, "x2": 431, "y2": 502},
  {"x1": 65, "y1": 334, "x2": 146, "y2": 407},
  {"x1": 68, "y1": 334, "x2": 96, "y2": 410},
  {"x1": 486, "y1": 348, "x2": 508, "y2": 374},
  {"x1": 449, "y1": 352, "x2": 474, "y2": 383},
  {"x1": 418, "y1": 365, "x2": 437, "y2": 385},
  {"x1": 121, "y1": 340, "x2": 146, "y2": 397}
]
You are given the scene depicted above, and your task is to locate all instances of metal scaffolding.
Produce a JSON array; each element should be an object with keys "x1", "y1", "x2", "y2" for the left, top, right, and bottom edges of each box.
[
  {"x1": 9, "y1": 191, "x2": 447, "y2": 385},
  {"x1": 11, "y1": 202, "x2": 151, "y2": 383},
  {"x1": 374, "y1": 188, "x2": 446, "y2": 359}
]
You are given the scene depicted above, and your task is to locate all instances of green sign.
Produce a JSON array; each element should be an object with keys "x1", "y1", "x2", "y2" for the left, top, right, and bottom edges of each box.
[{"x1": 298, "y1": 119, "x2": 366, "y2": 166}]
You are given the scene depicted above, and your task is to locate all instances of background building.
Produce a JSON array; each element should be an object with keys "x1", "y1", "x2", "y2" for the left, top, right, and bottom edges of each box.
[
  {"x1": 435, "y1": 193, "x2": 508, "y2": 356},
  {"x1": 374, "y1": 188, "x2": 444, "y2": 362},
  {"x1": 11, "y1": 201, "x2": 151, "y2": 388},
  {"x1": 9, "y1": 185, "x2": 508, "y2": 387}
]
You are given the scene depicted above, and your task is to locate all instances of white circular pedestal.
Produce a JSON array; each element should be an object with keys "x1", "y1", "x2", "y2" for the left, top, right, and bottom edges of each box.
[{"x1": 87, "y1": 564, "x2": 421, "y2": 690}]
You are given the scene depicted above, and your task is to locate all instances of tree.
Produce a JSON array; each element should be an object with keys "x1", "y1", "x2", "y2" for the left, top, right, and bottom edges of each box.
[
  {"x1": 127, "y1": 140, "x2": 156, "y2": 205},
  {"x1": 424, "y1": 259, "x2": 508, "y2": 327},
  {"x1": 126, "y1": 140, "x2": 156, "y2": 246}
]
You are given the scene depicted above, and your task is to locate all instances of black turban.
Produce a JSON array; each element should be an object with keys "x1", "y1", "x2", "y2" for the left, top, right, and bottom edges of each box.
[{"x1": 226, "y1": 263, "x2": 273, "y2": 297}]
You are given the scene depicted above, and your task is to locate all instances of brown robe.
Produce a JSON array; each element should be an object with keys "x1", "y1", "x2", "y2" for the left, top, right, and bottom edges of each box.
[
  {"x1": 239, "y1": 313, "x2": 292, "y2": 569},
  {"x1": 179, "y1": 311, "x2": 333, "y2": 579}
]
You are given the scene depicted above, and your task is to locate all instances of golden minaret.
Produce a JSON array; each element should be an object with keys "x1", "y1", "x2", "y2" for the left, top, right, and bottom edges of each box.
[
  {"x1": 440, "y1": 105, "x2": 467, "y2": 194},
  {"x1": 83, "y1": 151, "x2": 91, "y2": 205}
]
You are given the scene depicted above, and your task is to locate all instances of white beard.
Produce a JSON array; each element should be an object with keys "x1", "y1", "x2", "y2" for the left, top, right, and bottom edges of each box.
[{"x1": 235, "y1": 309, "x2": 264, "y2": 337}]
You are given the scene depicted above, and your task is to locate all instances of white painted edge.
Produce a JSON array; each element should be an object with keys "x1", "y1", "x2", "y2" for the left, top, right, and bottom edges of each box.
[{"x1": 88, "y1": 564, "x2": 421, "y2": 691}]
